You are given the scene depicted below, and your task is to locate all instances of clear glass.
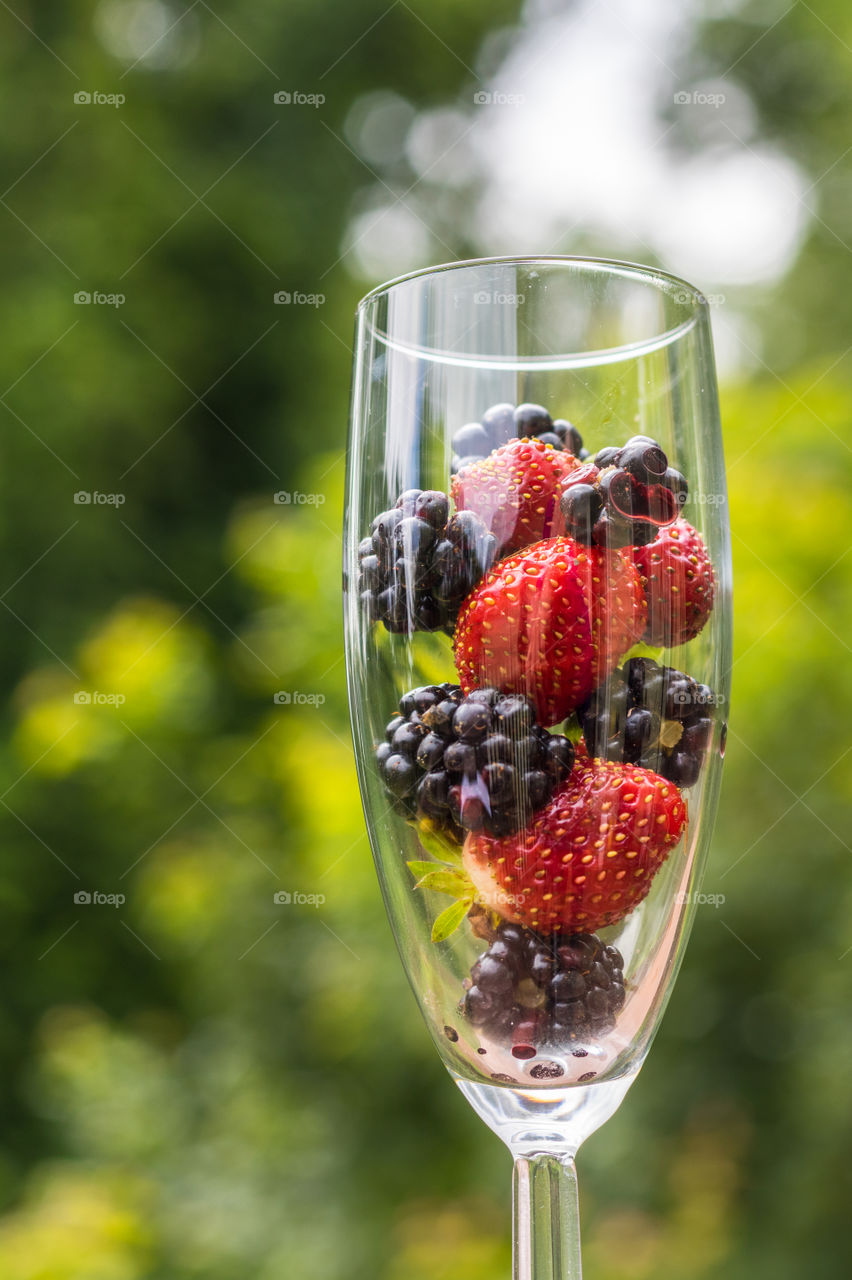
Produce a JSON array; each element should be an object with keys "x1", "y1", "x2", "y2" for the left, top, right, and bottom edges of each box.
[{"x1": 343, "y1": 256, "x2": 731, "y2": 1279}]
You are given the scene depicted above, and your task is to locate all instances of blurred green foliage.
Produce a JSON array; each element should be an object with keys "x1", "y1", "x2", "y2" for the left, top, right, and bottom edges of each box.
[{"x1": 0, "y1": 2, "x2": 849, "y2": 1278}]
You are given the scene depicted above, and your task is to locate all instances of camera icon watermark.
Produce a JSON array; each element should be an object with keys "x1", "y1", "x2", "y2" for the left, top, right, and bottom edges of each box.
[
  {"x1": 74, "y1": 290, "x2": 125, "y2": 307},
  {"x1": 273, "y1": 690, "x2": 326, "y2": 707},
  {"x1": 273, "y1": 490, "x2": 325, "y2": 506},
  {"x1": 73, "y1": 690, "x2": 126, "y2": 706},
  {"x1": 73, "y1": 889, "x2": 126, "y2": 906},
  {"x1": 273, "y1": 90, "x2": 325, "y2": 107},
  {"x1": 73, "y1": 491, "x2": 126, "y2": 506},
  {"x1": 273, "y1": 889, "x2": 326, "y2": 906},
  {"x1": 473, "y1": 90, "x2": 525, "y2": 106},
  {"x1": 673, "y1": 90, "x2": 725, "y2": 108},
  {"x1": 74, "y1": 90, "x2": 125, "y2": 108},
  {"x1": 273, "y1": 291, "x2": 325, "y2": 307}
]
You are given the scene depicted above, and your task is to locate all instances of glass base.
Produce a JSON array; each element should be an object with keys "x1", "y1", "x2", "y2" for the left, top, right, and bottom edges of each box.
[
  {"x1": 457, "y1": 1073, "x2": 636, "y2": 1279},
  {"x1": 454, "y1": 1071, "x2": 636, "y2": 1155}
]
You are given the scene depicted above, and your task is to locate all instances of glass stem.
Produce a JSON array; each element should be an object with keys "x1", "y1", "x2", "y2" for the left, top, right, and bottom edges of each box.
[{"x1": 513, "y1": 1151, "x2": 582, "y2": 1280}]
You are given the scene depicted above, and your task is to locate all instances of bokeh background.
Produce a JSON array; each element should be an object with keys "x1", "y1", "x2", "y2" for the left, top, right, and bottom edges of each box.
[{"x1": 0, "y1": 0, "x2": 849, "y2": 1276}]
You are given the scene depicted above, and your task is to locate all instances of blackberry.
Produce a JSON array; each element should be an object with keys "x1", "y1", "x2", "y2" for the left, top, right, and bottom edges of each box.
[
  {"x1": 559, "y1": 436, "x2": 687, "y2": 548},
  {"x1": 375, "y1": 684, "x2": 574, "y2": 838},
  {"x1": 462, "y1": 923, "x2": 625, "y2": 1047},
  {"x1": 514, "y1": 402, "x2": 554, "y2": 439},
  {"x1": 579, "y1": 656, "x2": 718, "y2": 788},
  {"x1": 358, "y1": 489, "x2": 497, "y2": 635},
  {"x1": 451, "y1": 402, "x2": 588, "y2": 474},
  {"x1": 552, "y1": 418, "x2": 588, "y2": 458}
]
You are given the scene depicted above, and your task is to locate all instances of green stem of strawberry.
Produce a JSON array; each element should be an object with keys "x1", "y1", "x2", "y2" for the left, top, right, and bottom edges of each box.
[{"x1": 513, "y1": 1152, "x2": 582, "y2": 1280}]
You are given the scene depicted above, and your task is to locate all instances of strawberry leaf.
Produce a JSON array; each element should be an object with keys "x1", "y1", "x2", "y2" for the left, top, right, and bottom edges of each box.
[
  {"x1": 415, "y1": 823, "x2": 464, "y2": 868},
  {"x1": 563, "y1": 716, "x2": 583, "y2": 744},
  {"x1": 431, "y1": 897, "x2": 473, "y2": 943},
  {"x1": 622, "y1": 641, "x2": 665, "y2": 664},
  {"x1": 415, "y1": 868, "x2": 471, "y2": 897},
  {"x1": 406, "y1": 860, "x2": 441, "y2": 879},
  {"x1": 407, "y1": 859, "x2": 473, "y2": 898}
]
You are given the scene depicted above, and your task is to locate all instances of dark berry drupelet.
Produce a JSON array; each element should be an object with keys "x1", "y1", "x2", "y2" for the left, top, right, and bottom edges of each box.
[
  {"x1": 462, "y1": 924, "x2": 626, "y2": 1046},
  {"x1": 559, "y1": 435, "x2": 687, "y2": 548},
  {"x1": 358, "y1": 489, "x2": 497, "y2": 635},
  {"x1": 451, "y1": 402, "x2": 588, "y2": 474},
  {"x1": 376, "y1": 684, "x2": 574, "y2": 838},
  {"x1": 578, "y1": 656, "x2": 718, "y2": 788}
]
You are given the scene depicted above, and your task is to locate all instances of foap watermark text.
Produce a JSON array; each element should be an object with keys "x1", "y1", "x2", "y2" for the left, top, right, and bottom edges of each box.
[
  {"x1": 74, "y1": 90, "x2": 125, "y2": 108},
  {"x1": 274, "y1": 691, "x2": 326, "y2": 706},
  {"x1": 673, "y1": 290, "x2": 726, "y2": 307},
  {"x1": 273, "y1": 490, "x2": 325, "y2": 505},
  {"x1": 474, "y1": 289, "x2": 525, "y2": 305},
  {"x1": 473, "y1": 90, "x2": 525, "y2": 106},
  {"x1": 74, "y1": 691, "x2": 126, "y2": 706},
  {"x1": 273, "y1": 90, "x2": 325, "y2": 107},
  {"x1": 74, "y1": 291, "x2": 125, "y2": 307},
  {"x1": 673, "y1": 90, "x2": 725, "y2": 108},
  {"x1": 74, "y1": 490, "x2": 125, "y2": 505},
  {"x1": 273, "y1": 291, "x2": 325, "y2": 306},
  {"x1": 74, "y1": 889, "x2": 126, "y2": 907}
]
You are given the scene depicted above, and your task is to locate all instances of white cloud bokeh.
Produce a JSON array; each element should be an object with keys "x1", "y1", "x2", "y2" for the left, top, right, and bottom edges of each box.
[
  {"x1": 340, "y1": 0, "x2": 809, "y2": 375},
  {"x1": 464, "y1": 0, "x2": 807, "y2": 288}
]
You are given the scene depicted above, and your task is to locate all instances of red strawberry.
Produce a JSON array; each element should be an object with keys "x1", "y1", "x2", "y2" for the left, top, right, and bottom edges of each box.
[
  {"x1": 453, "y1": 536, "x2": 646, "y2": 724},
  {"x1": 451, "y1": 438, "x2": 581, "y2": 556},
  {"x1": 628, "y1": 517, "x2": 715, "y2": 647},
  {"x1": 463, "y1": 754, "x2": 686, "y2": 934}
]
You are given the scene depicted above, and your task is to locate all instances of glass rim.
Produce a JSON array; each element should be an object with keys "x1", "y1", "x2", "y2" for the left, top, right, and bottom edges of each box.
[{"x1": 355, "y1": 255, "x2": 709, "y2": 371}]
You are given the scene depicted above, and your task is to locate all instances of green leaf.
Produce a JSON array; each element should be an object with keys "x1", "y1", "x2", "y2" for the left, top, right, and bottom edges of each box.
[
  {"x1": 407, "y1": 859, "x2": 472, "y2": 896},
  {"x1": 415, "y1": 824, "x2": 464, "y2": 868},
  {"x1": 563, "y1": 716, "x2": 583, "y2": 744},
  {"x1": 415, "y1": 868, "x2": 471, "y2": 897},
  {"x1": 406, "y1": 860, "x2": 441, "y2": 879},
  {"x1": 431, "y1": 897, "x2": 473, "y2": 943},
  {"x1": 622, "y1": 641, "x2": 665, "y2": 664}
]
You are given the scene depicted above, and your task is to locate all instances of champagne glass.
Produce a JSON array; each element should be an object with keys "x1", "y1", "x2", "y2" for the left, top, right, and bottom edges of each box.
[{"x1": 343, "y1": 257, "x2": 731, "y2": 1279}]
